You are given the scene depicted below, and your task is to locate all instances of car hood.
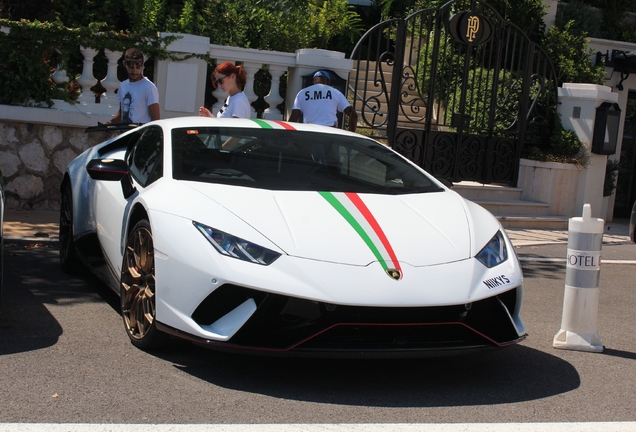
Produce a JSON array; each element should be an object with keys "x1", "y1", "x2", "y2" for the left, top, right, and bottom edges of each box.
[{"x1": 179, "y1": 183, "x2": 473, "y2": 267}]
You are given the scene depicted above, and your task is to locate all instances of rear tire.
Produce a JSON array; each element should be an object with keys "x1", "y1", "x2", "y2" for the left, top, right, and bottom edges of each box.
[
  {"x1": 120, "y1": 219, "x2": 167, "y2": 350},
  {"x1": 59, "y1": 183, "x2": 80, "y2": 274}
]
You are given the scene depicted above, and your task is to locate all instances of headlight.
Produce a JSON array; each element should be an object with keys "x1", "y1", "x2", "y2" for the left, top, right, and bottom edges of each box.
[
  {"x1": 476, "y1": 230, "x2": 508, "y2": 268},
  {"x1": 193, "y1": 221, "x2": 281, "y2": 265}
]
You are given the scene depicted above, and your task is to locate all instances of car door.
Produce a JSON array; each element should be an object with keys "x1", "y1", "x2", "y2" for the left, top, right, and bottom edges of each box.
[{"x1": 94, "y1": 126, "x2": 164, "y2": 279}]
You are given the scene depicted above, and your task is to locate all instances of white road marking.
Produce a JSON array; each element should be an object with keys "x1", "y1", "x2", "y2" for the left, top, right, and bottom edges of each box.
[{"x1": 2, "y1": 423, "x2": 636, "y2": 431}]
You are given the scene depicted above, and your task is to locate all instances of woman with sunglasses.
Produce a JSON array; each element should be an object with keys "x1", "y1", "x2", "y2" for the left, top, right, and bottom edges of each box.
[{"x1": 199, "y1": 62, "x2": 252, "y2": 119}]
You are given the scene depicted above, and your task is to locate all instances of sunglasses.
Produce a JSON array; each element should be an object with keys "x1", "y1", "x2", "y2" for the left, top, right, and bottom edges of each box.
[
  {"x1": 214, "y1": 75, "x2": 228, "y2": 86},
  {"x1": 125, "y1": 60, "x2": 143, "y2": 69}
]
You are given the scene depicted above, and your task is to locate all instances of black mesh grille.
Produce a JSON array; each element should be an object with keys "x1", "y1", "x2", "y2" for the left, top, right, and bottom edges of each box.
[{"x1": 191, "y1": 284, "x2": 523, "y2": 352}]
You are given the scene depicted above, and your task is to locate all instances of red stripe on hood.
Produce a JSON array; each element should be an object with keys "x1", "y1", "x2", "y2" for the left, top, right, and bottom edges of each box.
[
  {"x1": 272, "y1": 121, "x2": 296, "y2": 130},
  {"x1": 345, "y1": 192, "x2": 401, "y2": 271}
]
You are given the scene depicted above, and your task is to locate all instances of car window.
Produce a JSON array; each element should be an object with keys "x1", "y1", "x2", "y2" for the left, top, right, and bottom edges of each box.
[
  {"x1": 128, "y1": 126, "x2": 163, "y2": 187},
  {"x1": 171, "y1": 128, "x2": 442, "y2": 195},
  {"x1": 97, "y1": 129, "x2": 144, "y2": 158}
]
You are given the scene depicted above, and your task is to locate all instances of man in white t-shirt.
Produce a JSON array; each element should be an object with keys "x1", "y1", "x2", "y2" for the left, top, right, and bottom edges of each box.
[
  {"x1": 289, "y1": 70, "x2": 357, "y2": 132},
  {"x1": 105, "y1": 48, "x2": 160, "y2": 125}
]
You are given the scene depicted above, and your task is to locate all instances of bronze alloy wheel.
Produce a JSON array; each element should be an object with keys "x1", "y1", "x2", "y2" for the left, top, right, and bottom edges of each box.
[{"x1": 120, "y1": 219, "x2": 166, "y2": 349}]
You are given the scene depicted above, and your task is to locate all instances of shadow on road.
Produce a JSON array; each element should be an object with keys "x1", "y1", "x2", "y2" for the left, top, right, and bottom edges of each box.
[
  {"x1": 148, "y1": 338, "x2": 580, "y2": 408},
  {"x1": 1, "y1": 239, "x2": 582, "y2": 410},
  {"x1": 0, "y1": 240, "x2": 117, "y2": 356},
  {"x1": 602, "y1": 348, "x2": 636, "y2": 361},
  {"x1": 519, "y1": 258, "x2": 565, "y2": 279}
]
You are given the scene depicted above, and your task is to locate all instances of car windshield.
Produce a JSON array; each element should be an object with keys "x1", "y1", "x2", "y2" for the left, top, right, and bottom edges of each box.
[{"x1": 171, "y1": 127, "x2": 442, "y2": 194}]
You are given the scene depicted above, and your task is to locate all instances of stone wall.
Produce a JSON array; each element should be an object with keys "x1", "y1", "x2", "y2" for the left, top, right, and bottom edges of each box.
[{"x1": 0, "y1": 121, "x2": 109, "y2": 210}]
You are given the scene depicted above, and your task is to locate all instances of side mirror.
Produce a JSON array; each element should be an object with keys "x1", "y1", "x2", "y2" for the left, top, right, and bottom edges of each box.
[
  {"x1": 86, "y1": 159, "x2": 129, "y2": 181},
  {"x1": 86, "y1": 159, "x2": 136, "y2": 199}
]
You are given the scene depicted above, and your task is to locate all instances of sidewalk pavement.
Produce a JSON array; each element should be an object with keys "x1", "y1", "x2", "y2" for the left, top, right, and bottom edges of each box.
[
  {"x1": 4, "y1": 210, "x2": 59, "y2": 240},
  {"x1": 2, "y1": 209, "x2": 633, "y2": 246}
]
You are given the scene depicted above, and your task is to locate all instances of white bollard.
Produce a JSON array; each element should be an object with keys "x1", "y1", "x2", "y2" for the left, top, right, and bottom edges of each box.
[{"x1": 553, "y1": 203, "x2": 604, "y2": 353}]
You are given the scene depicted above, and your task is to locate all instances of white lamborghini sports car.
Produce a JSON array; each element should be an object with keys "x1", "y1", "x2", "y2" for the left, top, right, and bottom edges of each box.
[{"x1": 60, "y1": 117, "x2": 526, "y2": 356}]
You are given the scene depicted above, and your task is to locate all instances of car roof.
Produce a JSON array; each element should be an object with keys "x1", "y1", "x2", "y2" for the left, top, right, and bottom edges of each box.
[{"x1": 147, "y1": 116, "x2": 360, "y2": 138}]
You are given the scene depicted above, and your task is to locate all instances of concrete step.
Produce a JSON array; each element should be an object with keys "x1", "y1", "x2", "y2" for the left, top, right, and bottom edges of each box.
[
  {"x1": 352, "y1": 60, "x2": 421, "y2": 77},
  {"x1": 452, "y1": 182, "x2": 567, "y2": 230},
  {"x1": 496, "y1": 215, "x2": 569, "y2": 230},
  {"x1": 475, "y1": 199, "x2": 550, "y2": 217},
  {"x1": 352, "y1": 95, "x2": 426, "y2": 109},
  {"x1": 453, "y1": 183, "x2": 523, "y2": 201},
  {"x1": 354, "y1": 60, "x2": 396, "y2": 74},
  {"x1": 350, "y1": 82, "x2": 423, "y2": 102},
  {"x1": 349, "y1": 77, "x2": 396, "y2": 90},
  {"x1": 349, "y1": 75, "x2": 427, "y2": 94},
  {"x1": 355, "y1": 112, "x2": 429, "y2": 129},
  {"x1": 354, "y1": 105, "x2": 430, "y2": 128}
]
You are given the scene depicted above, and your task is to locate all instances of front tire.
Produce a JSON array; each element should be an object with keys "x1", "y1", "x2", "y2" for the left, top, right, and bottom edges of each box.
[
  {"x1": 59, "y1": 182, "x2": 80, "y2": 274},
  {"x1": 120, "y1": 219, "x2": 167, "y2": 349}
]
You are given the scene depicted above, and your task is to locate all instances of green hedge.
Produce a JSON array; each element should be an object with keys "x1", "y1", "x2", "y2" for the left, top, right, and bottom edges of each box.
[{"x1": 0, "y1": 19, "x2": 183, "y2": 107}]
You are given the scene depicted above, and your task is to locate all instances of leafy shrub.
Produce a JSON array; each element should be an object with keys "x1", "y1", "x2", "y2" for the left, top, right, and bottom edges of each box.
[
  {"x1": 542, "y1": 21, "x2": 606, "y2": 86},
  {"x1": 0, "y1": 19, "x2": 185, "y2": 107},
  {"x1": 555, "y1": 0, "x2": 601, "y2": 38},
  {"x1": 0, "y1": 0, "x2": 363, "y2": 107},
  {"x1": 522, "y1": 119, "x2": 589, "y2": 166}
]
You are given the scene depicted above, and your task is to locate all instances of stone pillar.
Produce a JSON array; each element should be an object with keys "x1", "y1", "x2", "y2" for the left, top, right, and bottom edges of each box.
[
  {"x1": 77, "y1": 46, "x2": 98, "y2": 104},
  {"x1": 156, "y1": 33, "x2": 211, "y2": 119},
  {"x1": 51, "y1": 50, "x2": 70, "y2": 87},
  {"x1": 102, "y1": 49, "x2": 122, "y2": 103},
  {"x1": 240, "y1": 61, "x2": 261, "y2": 118},
  {"x1": 557, "y1": 83, "x2": 619, "y2": 219},
  {"x1": 263, "y1": 64, "x2": 287, "y2": 120}
]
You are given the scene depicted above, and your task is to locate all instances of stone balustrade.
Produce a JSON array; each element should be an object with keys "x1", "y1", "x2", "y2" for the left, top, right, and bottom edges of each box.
[{"x1": 0, "y1": 33, "x2": 354, "y2": 210}]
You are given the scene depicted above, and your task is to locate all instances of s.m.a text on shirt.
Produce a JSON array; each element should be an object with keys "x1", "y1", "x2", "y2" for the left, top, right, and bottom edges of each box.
[{"x1": 304, "y1": 89, "x2": 334, "y2": 100}]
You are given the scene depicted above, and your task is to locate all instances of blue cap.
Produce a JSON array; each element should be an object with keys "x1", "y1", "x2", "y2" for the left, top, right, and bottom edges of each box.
[{"x1": 313, "y1": 70, "x2": 330, "y2": 81}]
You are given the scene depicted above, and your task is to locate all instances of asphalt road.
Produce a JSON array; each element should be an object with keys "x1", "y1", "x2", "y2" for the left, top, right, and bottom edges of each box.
[{"x1": 1, "y1": 239, "x2": 636, "y2": 425}]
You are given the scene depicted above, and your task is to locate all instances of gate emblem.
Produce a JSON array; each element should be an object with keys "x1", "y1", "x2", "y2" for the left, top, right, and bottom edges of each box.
[
  {"x1": 449, "y1": 11, "x2": 493, "y2": 46},
  {"x1": 466, "y1": 16, "x2": 480, "y2": 42}
]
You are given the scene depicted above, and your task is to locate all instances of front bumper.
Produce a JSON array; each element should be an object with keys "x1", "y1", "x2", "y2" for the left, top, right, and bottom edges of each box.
[{"x1": 157, "y1": 284, "x2": 526, "y2": 357}]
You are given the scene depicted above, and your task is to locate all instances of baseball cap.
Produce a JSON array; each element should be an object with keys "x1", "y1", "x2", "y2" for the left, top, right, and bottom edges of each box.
[{"x1": 313, "y1": 70, "x2": 330, "y2": 81}]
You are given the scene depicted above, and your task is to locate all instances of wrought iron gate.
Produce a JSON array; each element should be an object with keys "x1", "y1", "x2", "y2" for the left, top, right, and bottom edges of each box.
[{"x1": 349, "y1": 0, "x2": 558, "y2": 185}]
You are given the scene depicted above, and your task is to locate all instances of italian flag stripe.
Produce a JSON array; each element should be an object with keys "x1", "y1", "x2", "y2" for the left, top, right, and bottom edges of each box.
[
  {"x1": 319, "y1": 191, "x2": 400, "y2": 272},
  {"x1": 250, "y1": 119, "x2": 273, "y2": 129},
  {"x1": 250, "y1": 119, "x2": 296, "y2": 130},
  {"x1": 272, "y1": 120, "x2": 296, "y2": 130},
  {"x1": 345, "y1": 192, "x2": 402, "y2": 271},
  {"x1": 245, "y1": 119, "x2": 401, "y2": 272}
]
